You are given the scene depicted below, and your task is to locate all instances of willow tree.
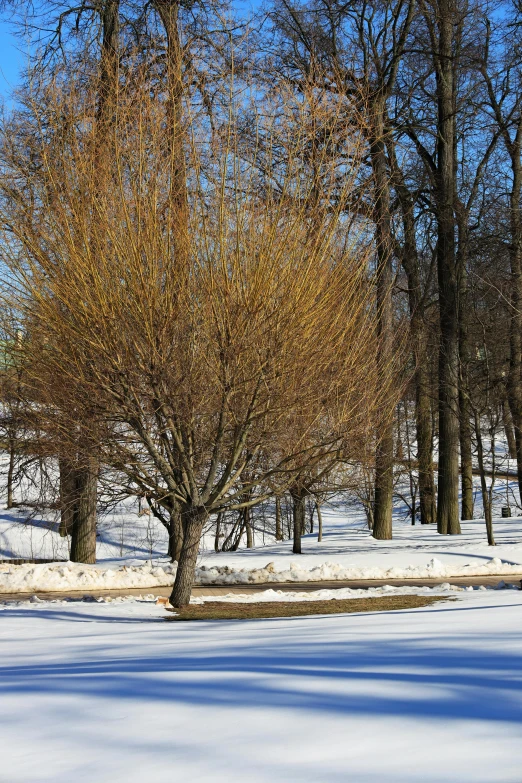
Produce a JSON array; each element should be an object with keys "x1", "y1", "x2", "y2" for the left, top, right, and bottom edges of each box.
[{"x1": 0, "y1": 70, "x2": 390, "y2": 606}]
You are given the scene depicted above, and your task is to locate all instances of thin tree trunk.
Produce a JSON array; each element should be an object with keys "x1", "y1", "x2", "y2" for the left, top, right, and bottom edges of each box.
[
  {"x1": 245, "y1": 508, "x2": 254, "y2": 548},
  {"x1": 291, "y1": 489, "x2": 306, "y2": 554},
  {"x1": 70, "y1": 456, "x2": 98, "y2": 563},
  {"x1": 474, "y1": 411, "x2": 495, "y2": 545},
  {"x1": 275, "y1": 496, "x2": 282, "y2": 540},
  {"x1": 229, "y1": 522, "x2": 246, "y2": 551},
  {"x1": 316, "y1": 500, "x2": 323, "y2": 542},
  {"x1": 169, "y1": 506, "x2": 207, "y2": 607},
  {"x1": 6, "y1": 437, "x2": 16, "y2": 509},
  {"x1": 402, "y1": 400, "x2": 417, "y2": 525},
  {"x1": 459, "y1": 401, "x2": 474, "y2": 520},
  {"x1": 214, "y1": 512, "x2": 222, "y2": 553},
  {"x1": 416, "y1": 369, "x2": 437, "y2": 524},
  {"x1": 221, "y1": 517, "x2": 240, "y2": 551}
]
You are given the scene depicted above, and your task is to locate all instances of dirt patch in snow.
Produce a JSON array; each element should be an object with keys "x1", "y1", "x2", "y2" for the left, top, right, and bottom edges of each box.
[{"x1": 165, "y1": 594, "x2": 450, "y2": 621}]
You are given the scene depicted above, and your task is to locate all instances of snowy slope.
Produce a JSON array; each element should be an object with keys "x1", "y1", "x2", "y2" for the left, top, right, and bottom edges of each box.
[{"x1": 2, "y1": 477, "x2": 522, "y2": 592}]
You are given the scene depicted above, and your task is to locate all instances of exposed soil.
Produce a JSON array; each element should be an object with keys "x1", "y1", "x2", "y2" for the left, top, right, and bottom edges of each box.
[{"x1": 164, "y1": 594, "x2": 450, "y2": 621}]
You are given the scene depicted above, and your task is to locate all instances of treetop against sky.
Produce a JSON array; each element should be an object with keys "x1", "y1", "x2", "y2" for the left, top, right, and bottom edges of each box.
[{"x1": 0, "y1": 0, "x2": 260, "y2": 101}]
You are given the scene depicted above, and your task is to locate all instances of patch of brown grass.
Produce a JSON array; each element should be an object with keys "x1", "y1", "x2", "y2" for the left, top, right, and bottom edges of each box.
[{"x1": 165, "y1": 594, "x2": 450, "y2": 621}]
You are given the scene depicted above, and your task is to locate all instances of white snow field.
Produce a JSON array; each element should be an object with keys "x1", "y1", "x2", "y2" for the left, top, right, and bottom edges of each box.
[
  {"x1": 2, "y1": 493, "x2": 522, "y2": 591},
  {"x1": 0, "y1": 589, "x2": 521, "y2": 783}
]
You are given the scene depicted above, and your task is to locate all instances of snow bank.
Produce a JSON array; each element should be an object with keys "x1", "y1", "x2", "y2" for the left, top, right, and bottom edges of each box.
[
  {"x1": 196, "y1": 556, "x2": 522, "y2": 585},
  {"x1": 1, "y1": 555, "x2": 522, "y2": 594},
  {"x1": 0, "y1": 561, "x2": 177, "y2": 593}
]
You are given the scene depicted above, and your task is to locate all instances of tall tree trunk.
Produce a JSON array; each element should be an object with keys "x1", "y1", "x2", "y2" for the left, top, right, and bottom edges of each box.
[
  {"x1": 502, "y1": 400, "x2": 517, "y2": 460},
  {"x1": 417, "y1": 368, "x2": 437, "y2": 523},
  {"x1": 506, "y1": 129, "x2": 522, "y2": 504},
  {"x1": 70, "y1": 456, "x2": 98, "y2": 563},
  {"x1": 68, "y1": 0, "x2": 121, "y2": 556},
  {"x1": 6, "y1": 437, "x2": 16, "y2": 509},
  {"x1": 457, "y1": 225, "x2": 474, "y2": 520},
  {"x1": 153, "y1": 0, "x2": 189, "y2": 270},
  {"x1": 435, "y1": 0, "x2": 461, "y2": 535},
  {"x1": 481, "y1": 31, "x2": 522, "y2": 504},
  {"x1": 245, "y1": 508, "x2": 254, "y2": 548},
  {"x1": 291, "y1": 488, "x2": 306, "y2": 554},
  {"x1": 394, "y1": 164, "x2": 437, "y2": 525},
  {"x1": 169, "y1": 506, "x2": 207, "y2": 607},
  {"x1": 275, "y1": 496, "x2": 282, "y2": 540},
  {"x1": 371, "y1": 100, "x2": 394, "y2": 541}
]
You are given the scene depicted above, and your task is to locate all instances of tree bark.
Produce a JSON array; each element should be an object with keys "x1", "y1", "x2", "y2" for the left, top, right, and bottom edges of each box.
[
  {"x1": 457, "y1": 229, "x2": 474, "y2": 520},
  {"x1": 214, "y1": 512, "x2": 222, "y2": 553},
  {"x1": 245, "y1": 508, "x2": 254, "y2": 548},
  {"x1": 6, "y1": 438, "x2": 16, "y2": 509},
  {"x1": 275, "y1": 496, "x2": 282, "y2": 540},
  {"x1": 459, "y1": 393, "x2": 474, "y2": 520},
  {"x1": 316, "y1": 501, "x2": 323, "y2": 542},
  {"x1": 169, "y1": 506, "x2": 207, "y2": 607},
  {"x1": 291, "y1": 489, "x2": 306, "y2": 554},
  {"x1": 434, "y1": 0, "x2": 461, "y2": 535},
  {"x1": 69, "y1": 456, "x2": 98, "y2": 563},
  {"x1": 168, "y1": 502, "x2": 183, "y2": 561},
  {"x1": 503, "y1": 400, "x2": 517, "y2": 460},
  {"x1": 474, "y1": 411, "x2": 495, "y2": 546},
  {"x1": 371, "y1": 99, "x2": 394, "y2": 541},
  {"x1": 58, "y1": 457, "x2": 77, "y2": 537}
]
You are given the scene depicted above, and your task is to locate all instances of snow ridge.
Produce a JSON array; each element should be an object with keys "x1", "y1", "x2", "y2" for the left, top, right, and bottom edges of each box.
[{"x1": 1, "y1": 555, "x2": 521, "y2": 593}]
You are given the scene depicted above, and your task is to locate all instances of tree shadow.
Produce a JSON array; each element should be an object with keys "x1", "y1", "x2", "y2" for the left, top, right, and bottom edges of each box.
[{"x1": 1, "y1": 604, "x2": 521, "y2": 726}]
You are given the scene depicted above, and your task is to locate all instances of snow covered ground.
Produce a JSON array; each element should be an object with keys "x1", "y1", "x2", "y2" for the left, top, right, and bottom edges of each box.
[
  {"x1": 2, "y1": 494, "x2": 522, "y2": 591},
  {"x1": 0, "y1": 589, "x2": 521, "y2": 782}
]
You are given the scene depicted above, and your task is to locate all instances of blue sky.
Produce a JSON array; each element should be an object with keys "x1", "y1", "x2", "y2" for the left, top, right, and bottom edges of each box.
[{"x1": 0, "y1": 19, "x2": 24, "y2": 99}]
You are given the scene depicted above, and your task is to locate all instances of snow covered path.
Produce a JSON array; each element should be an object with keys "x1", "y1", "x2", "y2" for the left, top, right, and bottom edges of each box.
[{"x1": 1, "y1": 592, "x2": 521, "y2": 782}]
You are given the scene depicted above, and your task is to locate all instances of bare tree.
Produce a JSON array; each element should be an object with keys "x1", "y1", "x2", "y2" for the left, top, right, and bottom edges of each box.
[{"x1": 0, "y1": 74, "x2": 390, "y2": 605}]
